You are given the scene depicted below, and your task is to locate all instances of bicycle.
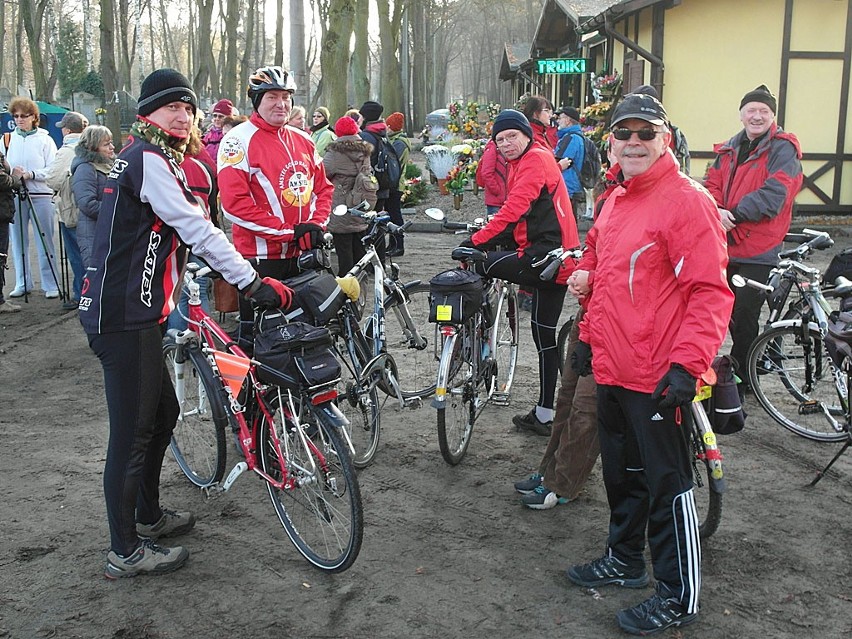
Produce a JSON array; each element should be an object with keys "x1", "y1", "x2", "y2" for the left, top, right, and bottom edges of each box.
[
  {"x1": 324, "y1": 204, "x2": 440, "y2": 467},
  {"x1": 164, "y1": 264, "x2": 363, "y2": 572},
  {"x1": 738, "y1": 240, "x2": 852, "y2": 442},
  {"x1": 438, "y1": 216, "x2": 520, "y2": 405},
  {"x1": 428, "y1": 243, "x2": 520, "y2": 465}
]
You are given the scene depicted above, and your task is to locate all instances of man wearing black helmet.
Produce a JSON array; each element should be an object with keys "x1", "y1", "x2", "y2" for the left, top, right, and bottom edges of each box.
[
  {"x1": 218, "y1": 65, "x2": 334, "y2": 347},
  {"x1": 81, "y1": 68, "x2": 292, "y2": 579}
]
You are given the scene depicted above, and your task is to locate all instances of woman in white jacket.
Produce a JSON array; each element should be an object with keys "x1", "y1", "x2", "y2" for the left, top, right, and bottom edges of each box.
[{"x1": 1, "y1": 97, "x2": 58, "y2": 297}]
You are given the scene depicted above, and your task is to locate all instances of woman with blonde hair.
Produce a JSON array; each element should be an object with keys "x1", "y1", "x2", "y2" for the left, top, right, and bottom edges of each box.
[
  {"x1": 0, "y1": 96, "x2": 59, "y2": 297},
  {"x1": 287, "y1": 105, "x2": 307, "y2": 131},
  {"x1": 71, "y1": 125, "x2": 115, "y2": 268}
]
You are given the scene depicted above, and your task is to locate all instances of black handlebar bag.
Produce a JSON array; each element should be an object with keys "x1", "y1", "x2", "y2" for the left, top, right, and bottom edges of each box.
[
  {"x1": 428, "y1": 268, "x2": 483, "y2": 324},
  {"x1": 705, "y1": 355, "x2": 746, "y2": 435},
  {"x1": 253, "y1": 317, "x2": 340, "y2": 389}
]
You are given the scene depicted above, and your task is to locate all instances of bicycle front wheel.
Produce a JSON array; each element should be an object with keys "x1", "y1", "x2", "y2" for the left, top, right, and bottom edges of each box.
[
  {"x1": 165, "y1": 342, "x2": 228, "y2": 487},
  {"x1": 259, "y1": 390, "x2": 363, "y2": 572},
  {"x1": 489, "y1": 284, "x2": 519, "y2": 402},
  {"x1": 688, "y1": 410, "x2": 723, "y2": 539},
  {"x1": 748, "y1": 324, "x2": 848, "y2": 442},
  {"x1": 436, "y1": 332, "x2": 478, "y2": 465},
  {"x1": 383, "y1": 282, "x2": 438, "y2": 400}
]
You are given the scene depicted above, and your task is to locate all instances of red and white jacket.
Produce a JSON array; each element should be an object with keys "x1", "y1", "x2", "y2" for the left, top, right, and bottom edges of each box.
[
  {"x1": 578, "y1": 152, "x2": 734, "y2": 391},
  {"x1": 218, "y1": 112, "x2": 333, "y2": 260}
]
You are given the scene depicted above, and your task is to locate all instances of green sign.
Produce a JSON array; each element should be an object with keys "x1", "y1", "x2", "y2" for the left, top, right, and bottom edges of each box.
[{"x1": 536, "y1": 58, "x2": 587, "y2": 75}]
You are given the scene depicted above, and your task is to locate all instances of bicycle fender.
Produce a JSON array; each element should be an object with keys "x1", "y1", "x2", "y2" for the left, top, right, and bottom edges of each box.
[
  {"x1": 314, "y1": 401, "x2": 350, "y2": 430},
  {"x1": 765, "y1": 319, "x2": 822, "y2": 333}
]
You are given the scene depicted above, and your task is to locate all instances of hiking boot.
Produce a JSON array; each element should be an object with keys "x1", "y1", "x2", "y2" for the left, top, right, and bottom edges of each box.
[
  {"x1": 521, "y1": 484, "x2": 568, "y2": 510},
  {"x1": 512, "y1": 410, "x2": 552, "y2": 436},
  {"x1": 0, "y1": 300, "x2": 21, "y2": 313},
  {"x1": 105, "y1": 539, "x2": 189, "y2": 579},
  {"x1": 513, "y1": 472, "x2": 543, "y2": 495},
  {"x1": 616, "y1": 593, "x2": 697, "y2": 636},
  {"x1": 136, "y1": 508, "x2": 196, "y2": 539},
  {"x1": 566, "y1": 553, "x2": 649, "y2": 589}
]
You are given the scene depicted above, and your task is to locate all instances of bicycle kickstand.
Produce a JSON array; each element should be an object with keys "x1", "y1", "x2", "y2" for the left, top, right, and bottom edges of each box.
[{"x1": 809, "y1": 438, "x2": 851, "y2": 486}]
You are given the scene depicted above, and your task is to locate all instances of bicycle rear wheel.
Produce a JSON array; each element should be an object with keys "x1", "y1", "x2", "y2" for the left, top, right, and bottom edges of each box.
[
  {"x1": 382, "y1": 282, "x2": 438, "y2": 400},
  {"x1": 748, "y1": 324, "x2": 848, "y2": 442},
  {"x1": 489, "y1": 284, "x2": 519, "y2": 403},
  {"x1": 164, "y1": 342, "x2": 228, "y2": 487},
  {"x1": 259, "y1": 389, "x2": 363, "y2": 572},
  {"x1": 334, "y1": 323, "x2": 381, "y2": 469},
  {"x1": 436, "y1": 331, "x2": 478, "y2": 465}
]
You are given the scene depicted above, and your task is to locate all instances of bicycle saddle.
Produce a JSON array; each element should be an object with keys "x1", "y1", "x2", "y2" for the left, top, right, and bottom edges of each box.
[{"x1": 451, "y1": 247, "x2": 487, "y2": 263}]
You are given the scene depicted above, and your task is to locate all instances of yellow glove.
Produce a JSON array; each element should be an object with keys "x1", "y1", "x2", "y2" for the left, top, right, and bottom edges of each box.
[{"x1": 335, "y1": 276, "x2": 361, "y2": 302}]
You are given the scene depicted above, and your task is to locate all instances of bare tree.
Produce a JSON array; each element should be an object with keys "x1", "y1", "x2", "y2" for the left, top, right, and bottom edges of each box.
[
  {"x1": 350, "y1": 0, "x2": 369, "y2": 106},
  {"x1": 319, "y1": 0, "x2": 355, "y2": 118},
  {"x1": 290, "y1": 0, "x2": 307, "y2": 104},
  {"x1": 100, "y1": 0, "x2": 121, "y2": 140},
  {"x1": 374, "y1": 0, "x2": 405, "y2": 112},
  {"x1": 194, "y1": 0, "x2": 219, "y2": 98},
  {"x1": 18, "y1": 0, "x2": 51, "y2": 99}
]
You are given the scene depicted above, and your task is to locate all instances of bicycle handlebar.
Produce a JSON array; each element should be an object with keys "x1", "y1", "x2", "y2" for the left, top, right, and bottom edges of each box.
[{"x1": 779, "y1": 229, "x2": 833, "y2": 260}]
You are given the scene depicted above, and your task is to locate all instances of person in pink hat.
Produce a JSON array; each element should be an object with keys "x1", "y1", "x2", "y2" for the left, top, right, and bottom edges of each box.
[{"x1": 203, "y1": 98, "x2": 236, "y2": 158}]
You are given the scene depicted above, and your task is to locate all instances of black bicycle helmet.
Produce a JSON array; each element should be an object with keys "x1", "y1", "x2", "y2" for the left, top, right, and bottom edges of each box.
[{"x1": 247, "y1": 65, "x2": 297, "y2": 110}]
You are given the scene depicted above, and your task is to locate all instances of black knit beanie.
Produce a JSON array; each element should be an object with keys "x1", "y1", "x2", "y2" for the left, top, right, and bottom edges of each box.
[
  {"x1": 138, "y1": 68, "x2": 198, "y2": 117},
  {"x1": 739, "y1": 84, "x2": 776, "y2": 114},
  {"x1": 359, "y1": 101, "x2": 384, "y2": 124},
  {"x1": 491, "y1": 109, "x2": 533, "y2": 141}
]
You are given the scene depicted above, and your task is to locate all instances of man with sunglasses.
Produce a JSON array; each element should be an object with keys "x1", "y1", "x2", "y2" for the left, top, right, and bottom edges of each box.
[
  {"x1": 704, "y1": 85, "x2": 803, "y2": 391},
  {"x1": 566, "y1": 93, "x2": 733, "y2": 636}
]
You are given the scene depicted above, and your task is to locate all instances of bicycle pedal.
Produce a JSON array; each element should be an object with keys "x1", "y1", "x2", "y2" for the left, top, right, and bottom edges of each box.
[
  {"x1": 491, "y1": 392, "x2": 511, "y2": 406},
  {"x1": 403, "y1": 397, "x2": 423, "y2": 410},
  {"x1": 798, "y1": 400, "x2": 822, "y2": 415}
]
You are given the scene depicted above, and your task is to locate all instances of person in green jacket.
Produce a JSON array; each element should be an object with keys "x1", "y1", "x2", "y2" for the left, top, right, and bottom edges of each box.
[
  {"x1": 385, "y1": 111, "x2": 410, "y2": 256},
  {"x1": 310, "y1": 106, "x2": 336, "y2": 157}
]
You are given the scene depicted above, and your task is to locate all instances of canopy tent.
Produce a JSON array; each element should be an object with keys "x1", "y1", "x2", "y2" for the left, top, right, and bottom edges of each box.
[{"x1": 1, "y1": 101, "x2": 70, "y2": 148}]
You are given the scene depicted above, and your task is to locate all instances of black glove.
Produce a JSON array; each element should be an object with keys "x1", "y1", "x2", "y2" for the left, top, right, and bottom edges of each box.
[
  {"x1": 651, "y1": 364, "x2": 696, "y2": 409},
  {"x1": 570, "y1": 341, "x2": 593, "y2": 376},
  {"x1": 294, "y1": 223, "x2": 324, "y2": 251},
  {"x1": 458, "y1": 238, "x2": 476, "y2": 249},
  {"x1": 242, "y1": 276, "x2": 293, "y2": 310}
]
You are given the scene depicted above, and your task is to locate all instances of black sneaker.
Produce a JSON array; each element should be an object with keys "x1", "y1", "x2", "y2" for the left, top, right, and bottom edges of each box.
[
  {"x1": 512, "y1": 410, "x2": 552, "y2": 436},
  {"x1": 566, "y1": 553, "x2": 649, "y2": 589},
  {"x1": 513, "y1": 472, "x2": 543, "y2": 494},
  {"x1": 616, "y1": 593, "x2": 697, "y2": 636},
  {"x1": 105, "y1": 539, "x2": 189, "y2": 579}
]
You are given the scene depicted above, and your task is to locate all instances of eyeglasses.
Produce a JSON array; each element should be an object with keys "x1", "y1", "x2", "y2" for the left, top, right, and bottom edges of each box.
[
  {"x1": 313, "y1": 113, "x2": 323, "y2": 118},
  {"x1": 12, "y1": 113, "x2": 33, "y2": 119},
  {"x1": 611, "y1": 127, "x2": 662, "y2": 141}
]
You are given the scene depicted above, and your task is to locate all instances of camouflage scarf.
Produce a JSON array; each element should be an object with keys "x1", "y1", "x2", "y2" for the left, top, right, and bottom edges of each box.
[{"x1": 130, "y1": 119, "x2": 188, "y2": 164}]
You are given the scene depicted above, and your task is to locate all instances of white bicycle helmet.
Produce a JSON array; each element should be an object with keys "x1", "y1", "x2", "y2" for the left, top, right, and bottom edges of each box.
[{"x1": 247, "y1": 66, "x2": 296, "y2": 108}]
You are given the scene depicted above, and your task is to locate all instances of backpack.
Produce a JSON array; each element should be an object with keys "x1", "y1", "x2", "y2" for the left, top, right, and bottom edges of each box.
[
  {"x1": 349, "y1": 166, "x2": 378, "y2": 210},
  {"x1": 571, "y1": 132, "x2": 602, "y2": 190},
  {"x1": 362, "y1": 131, "x2": 401, "y2": 192}
]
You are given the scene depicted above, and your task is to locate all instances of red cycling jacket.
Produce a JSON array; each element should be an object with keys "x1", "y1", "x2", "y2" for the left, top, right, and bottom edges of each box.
[
  {"x1": 475, "y1": 139, "x2": 508, "y2": 207},
  {"x1": 471, "y1": 140, "x2": 579, "y2": 262},
  {"x1": 217, "y1": 112, "x2": 333, "y2": 260},
  {"x1": 704, "y1": 122, "x2": 802, "y2": 260},
  {"x1": 578, "y1": 151, "x2": 734, "y2": 392}
]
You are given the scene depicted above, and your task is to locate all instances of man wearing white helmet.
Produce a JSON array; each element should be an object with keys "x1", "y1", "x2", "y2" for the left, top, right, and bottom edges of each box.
[{"x1": 218, "y1": 65, "x2": 333, "y2": 346}]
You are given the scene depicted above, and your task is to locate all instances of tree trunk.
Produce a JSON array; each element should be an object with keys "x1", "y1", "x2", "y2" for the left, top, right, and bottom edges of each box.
[
  {"x1": 410, "y1": 0, "x2": 427, "y2": 133},
  {"x1": 350, "y1": 0, "x2": 369, "y2": 106},
  {"x1": 222, "y1": 0, "x2": 240, "y2": 108},
  {"x1": 320, "y1": 0, "x2": 356, "y2": 119},
  {"x1": 275, "y1": 0, "x2": 284, "y2": 65},
  {"x1": 194, "y1": 0, "x2": 217, "y2": 99},
  {"x1": 238, "y1": 0, "x2": 257, "y2": 107},
  {"x1": 375, "y1": 0, "x2": 405, "y2": 113},
  {"x1": 19, "y1": 0, "x2": 50, "y2": 100},
  {"x1": 289, "y1": 0, "x2": 307, "y2": 105},
  {"x1": 99, "y1": 0, "x2": 122, "y2": 143}
]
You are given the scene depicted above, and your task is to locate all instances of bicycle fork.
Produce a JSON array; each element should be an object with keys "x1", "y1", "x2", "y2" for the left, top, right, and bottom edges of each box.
[{"x1": 690, "y1": 401, "x2": 726, "y2": 495}]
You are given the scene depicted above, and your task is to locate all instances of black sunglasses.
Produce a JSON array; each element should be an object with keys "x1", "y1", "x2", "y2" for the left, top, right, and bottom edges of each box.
[{"x1": 612, "y1": 127, "x2": 661, "y2": 141}]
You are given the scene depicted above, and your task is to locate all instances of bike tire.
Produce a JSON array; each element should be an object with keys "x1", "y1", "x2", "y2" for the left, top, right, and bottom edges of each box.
[
  {"x1": 334, "y1": 318, "x2": 381, "y2": 469},
  {"x1": 436, "y1": 331, "x2": 477, "y2": 465},
  {"x1": 259, "y1": 389, "x2": 363, "y2": 572},
  {"x1": 489, "y1": 284, "x2": 519, "y2": 402},
  {"x1": 164, "y1": 341, "x2": 228, "y2": 488},
  {"x1": 556, "y1": 315, "x2": 575, "y2": 377},
  {"x1": 688, "y1": 417, "x2": 723, "y2": 539},
  {"x1": 748, "y1": 324, "x2": 848, "y2": 442},
  {"x1": 382, "y1": 281, "x2": 438, "y2": 400}
]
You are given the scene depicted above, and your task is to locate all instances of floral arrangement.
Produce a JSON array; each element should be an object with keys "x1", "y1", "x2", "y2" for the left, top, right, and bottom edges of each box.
[
  {"x1": 446, "y1": 100, "x2": 498, "y2": 140},
  {"x1": 592, "y1": 71, "x2": 621, "y2": 92},
  {"x1": 580, "y1": 102, "x2": 614, "y2": 158},
  {"x1": 423, "y1": 144, "x2": 458, "y2": 179},
  {"x1": 401, "y1": 176, "x2": 428, "y2": 206},
  {"x1": 445, "y1": 164, "x2": 468, "y2": 195},
  {"x1": 95, "y1": 107, "x2": 107, "y2": 115}
]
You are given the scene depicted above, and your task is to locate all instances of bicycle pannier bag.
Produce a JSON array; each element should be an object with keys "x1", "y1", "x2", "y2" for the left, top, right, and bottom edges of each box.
[
  {"x1": 824, "y1": 247, "x2": 852, "y2": 285},
  {"x1": 705, "y1": 354, "x2": 746, "y2": 435},
  {"x1": 428, "y1": 268, "x2": 484, "y2": 324},
  {"x1": 254, "y1": 318, "x2": 341, "y2": 389},
  {"x1": 283, "y1": 270, "x2": 347, "y2": 326}
]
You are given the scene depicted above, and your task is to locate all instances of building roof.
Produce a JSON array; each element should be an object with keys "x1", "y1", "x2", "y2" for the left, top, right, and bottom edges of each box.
[
  {"x1": 531, "y1": 0, "x2": 622, "y2": 56},
  {"x1": 500, "y1": 42, "x2": 532, "y2": 80}
]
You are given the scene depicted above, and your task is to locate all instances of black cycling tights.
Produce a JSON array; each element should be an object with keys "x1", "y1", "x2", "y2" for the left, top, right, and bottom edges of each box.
[
  {"x1": 89, "y1": 326, "x2": 177, "y2": 556},
  {"x1": 477, "y1": 251, "x2": 567, "y2": 410}
]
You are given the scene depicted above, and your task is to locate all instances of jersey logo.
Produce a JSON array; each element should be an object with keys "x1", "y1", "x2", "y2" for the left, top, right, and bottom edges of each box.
[
  {"x1": 219, "y1": 136, "x2": 245, "y2": 166},
  {"x1": 280, "y1": 169, "x2": 312, "y2": 207}
]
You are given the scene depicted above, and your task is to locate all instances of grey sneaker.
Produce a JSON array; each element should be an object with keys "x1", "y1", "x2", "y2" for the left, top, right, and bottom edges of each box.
[
  {"x1": 513, "y1": 473, "x2": 543, "y2": 495},
  {"x1": 0, "y1": 300, "x2": 21, "y2": 313},
  {"x1": 136, "y1": 508, "x2": 196, "y2": 539},
  {"x1": 512, "y1": 410, "x2": 552, "y2": 436},
  {"x1": 567, "y1": 553, "x2": 649, "y2": 589},
  {"x1": 105, "y1": 539, "x2": 189, "y2": 579},
  {"x1": 520, "y1": 484, "x2": 568, "y2": 510}
]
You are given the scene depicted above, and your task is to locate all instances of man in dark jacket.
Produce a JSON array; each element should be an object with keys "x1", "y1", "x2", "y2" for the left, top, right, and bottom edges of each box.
[{"x1": 704, "y1": 85, "x2": 803, "y2": 386}]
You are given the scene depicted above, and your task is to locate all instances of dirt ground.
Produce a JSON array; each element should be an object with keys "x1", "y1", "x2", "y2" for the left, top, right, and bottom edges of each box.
[{"x1": 1, "y1": 190, "x2": 851, "y2": 638}]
